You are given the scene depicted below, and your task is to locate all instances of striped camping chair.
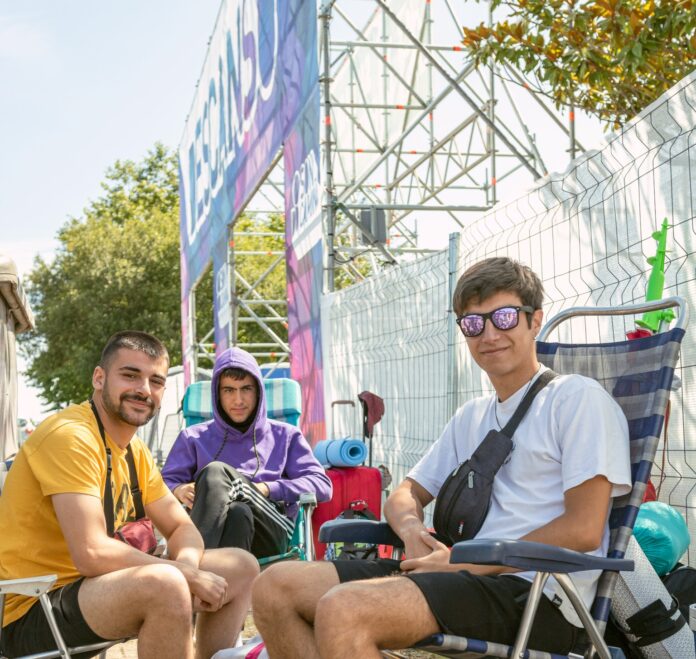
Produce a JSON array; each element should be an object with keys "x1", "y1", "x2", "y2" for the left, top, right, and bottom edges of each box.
[
  {"x1": 182, "y1": 377, "x2": 302, "y2": 427},
  {"x1": 321, "y1": 297, "x2": 690, "y2": 659}
]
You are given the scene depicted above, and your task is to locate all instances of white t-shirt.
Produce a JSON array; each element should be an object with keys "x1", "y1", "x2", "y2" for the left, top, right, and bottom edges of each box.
[{"x1": 408, "y1": 366, "x2": 631, "y2": 626}]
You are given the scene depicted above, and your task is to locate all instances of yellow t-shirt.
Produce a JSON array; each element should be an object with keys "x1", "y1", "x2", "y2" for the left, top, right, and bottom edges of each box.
[{"x1": 0, "y1": 401, "x2": 169, "y2": 626}]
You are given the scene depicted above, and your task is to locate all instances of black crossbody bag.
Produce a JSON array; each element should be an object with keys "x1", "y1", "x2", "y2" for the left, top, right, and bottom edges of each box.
[{"x1": 432, "y1": 370, "x2": 557, "y2": 546}]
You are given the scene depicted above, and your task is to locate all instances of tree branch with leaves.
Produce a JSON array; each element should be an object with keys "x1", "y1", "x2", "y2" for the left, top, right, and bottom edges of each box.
[{"x1": 462, "y1": 0, "x2": 696, "y2": 127}]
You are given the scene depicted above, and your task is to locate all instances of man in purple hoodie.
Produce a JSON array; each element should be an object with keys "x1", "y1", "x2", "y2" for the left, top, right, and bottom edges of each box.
[{"x1": 162, "y1": 347, "x2": 332, "y2": 558}]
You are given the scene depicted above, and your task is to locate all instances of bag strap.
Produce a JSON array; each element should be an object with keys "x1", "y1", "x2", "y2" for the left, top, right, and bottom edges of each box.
[
  {"x1": 89, "y1": 399, "x2": 145, "y2": 536},
  {"x1": 125, "y1": 446, "x2": 146, "y2": 520},
  {"x1": 500, "y1": 369, "x2": 558, "y2": 438},
  {"x1": 90, "y1": 399, "x2": 115, "y2": 537}
]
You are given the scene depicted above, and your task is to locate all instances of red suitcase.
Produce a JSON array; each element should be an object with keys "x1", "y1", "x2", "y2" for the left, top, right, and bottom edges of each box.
[{"x1": 312, "y1": 465, "x2": 382, "y2": 559}]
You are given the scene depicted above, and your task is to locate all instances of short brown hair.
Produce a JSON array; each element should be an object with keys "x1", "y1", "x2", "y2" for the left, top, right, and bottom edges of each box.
[
  {"x1": 453, "y1": 257, "x2": 544, "y2": 316},
  {"x1": 218, "y1": 367, "x2": 252, "y2": 381},
  {"x1": 100, "y1": 331, "x2": 169, "y2": 370}
]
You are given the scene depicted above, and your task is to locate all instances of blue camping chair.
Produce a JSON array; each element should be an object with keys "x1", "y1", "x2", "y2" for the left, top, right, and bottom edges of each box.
[
  {"x1": 320, "y1": 297, "x2": 690, "y2": 658},
  {"x1": 182, "y1": 377, "x2": 316, "y2": 565}
]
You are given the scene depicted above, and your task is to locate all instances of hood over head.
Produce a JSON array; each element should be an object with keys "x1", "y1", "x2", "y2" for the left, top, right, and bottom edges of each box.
[{"x1": 211, "y1": 347, "x2": 267, "y2": 437}]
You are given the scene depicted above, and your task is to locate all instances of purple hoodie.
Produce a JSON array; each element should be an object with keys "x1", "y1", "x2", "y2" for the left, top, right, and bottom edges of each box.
[{"x1": 162, "y1": 348, "x2": 332, "y2": 519}]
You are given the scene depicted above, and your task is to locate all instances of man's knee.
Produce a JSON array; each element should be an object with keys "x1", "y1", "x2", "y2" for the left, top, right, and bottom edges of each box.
[
  {"x1": 203, "y1": 547, "x2": 259, "y2": 584},
  {"x1": 252, "y1": 562, "x2": 299, "y2": 611},
  {"x1": 315, "y1": 583, "x2": 364, "y2": 628},
  {"x1": 137, "y1": 564, "x2": 192, "y2": 612},
  {"x1": 226, "y1": 501, "x2": 254, "y2": 526},
  {"x1": 197, "y1": 460, "x2": 233, "y2": 483}
]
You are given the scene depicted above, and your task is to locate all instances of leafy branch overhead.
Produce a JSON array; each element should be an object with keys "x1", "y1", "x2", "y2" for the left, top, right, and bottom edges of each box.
[{"x1": 461, "y1": 0, "x2": 696, "y2": 126}]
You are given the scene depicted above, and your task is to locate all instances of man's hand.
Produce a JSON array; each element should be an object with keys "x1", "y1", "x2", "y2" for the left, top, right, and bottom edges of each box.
[
  {"x1": 401, "y1": 532, "x2": 453, "y2": 573},
  {"x1": 186, "y1": 567, "x2": 228, "y2": 612},
  {"x1": 401, "y1": 523, "x2": 437, "y2": 561},
  {"x1": 173, "y1": 482, "x2": 195, "y2": 508},
  {"x1": 254, "y1": 482, "x2": 270, "y2": 498}
]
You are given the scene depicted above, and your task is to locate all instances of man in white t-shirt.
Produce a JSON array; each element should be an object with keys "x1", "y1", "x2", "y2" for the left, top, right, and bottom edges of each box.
[{"x1": 252, "y1": 257, "x2": 631, "y2": 658}]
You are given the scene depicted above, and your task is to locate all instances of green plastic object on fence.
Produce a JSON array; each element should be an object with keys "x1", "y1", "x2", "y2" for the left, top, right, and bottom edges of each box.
[{"x1": 635, "y1": 218, "x2": 676, "y2": 333}]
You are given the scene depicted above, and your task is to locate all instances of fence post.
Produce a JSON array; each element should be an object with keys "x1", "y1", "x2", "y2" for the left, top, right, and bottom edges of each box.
[{"x1": 447, "y1": 232, "x2": 462, "y2": 418}]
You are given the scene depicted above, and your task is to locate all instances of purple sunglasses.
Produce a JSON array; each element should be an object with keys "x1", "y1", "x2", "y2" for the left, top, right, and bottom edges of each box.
[{"x1": 456, "y1": 305, "x2": 534, "y2": 337}]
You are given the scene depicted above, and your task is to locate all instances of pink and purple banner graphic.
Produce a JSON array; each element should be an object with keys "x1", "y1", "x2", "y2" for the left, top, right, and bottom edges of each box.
[
  {"x1": 284, "y1": 94, "x2": 324, "y2": 443},
  {"x1": 179, "y1": 0, "x2": 325, "y2": 441}
]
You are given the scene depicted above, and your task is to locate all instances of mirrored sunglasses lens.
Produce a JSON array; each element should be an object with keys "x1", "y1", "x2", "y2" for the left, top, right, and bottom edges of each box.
[
  {"x1": 491, "y1": 307, "x2": 518, "y2": 330},
  {"x1": 461, "y1": 315, "x2": 484, "y2": 336}
]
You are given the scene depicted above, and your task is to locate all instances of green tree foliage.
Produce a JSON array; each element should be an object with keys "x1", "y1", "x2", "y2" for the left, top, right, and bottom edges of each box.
[
  {"x1": 20, "y1": 145, "x2": 211, "y2": 407},
  {"x1": 461, "y1": 0, "x2": 696, "y2": 126},
  {"x1": 21, "y1": 144, "x2": 288, "y2": 407}
]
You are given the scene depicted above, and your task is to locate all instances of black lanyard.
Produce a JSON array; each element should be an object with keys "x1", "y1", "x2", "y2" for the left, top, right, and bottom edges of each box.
[{"x1": 89, "y1": 399, "x2": 145, "y2": 535}]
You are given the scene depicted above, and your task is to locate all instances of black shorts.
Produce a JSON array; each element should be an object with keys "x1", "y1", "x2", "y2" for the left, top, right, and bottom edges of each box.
[
  {"x1": 332, "y1": 558, "x2": 580, "y2": 654},
  {"x1": 0, "y1": 578, "x2": 108, "y2": 659}
]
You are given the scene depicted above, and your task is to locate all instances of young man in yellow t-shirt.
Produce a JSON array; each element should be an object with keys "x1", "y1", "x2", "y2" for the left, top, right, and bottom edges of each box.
[{"x1": 0, "y1": 331, "x2": 259, "y2": 659}]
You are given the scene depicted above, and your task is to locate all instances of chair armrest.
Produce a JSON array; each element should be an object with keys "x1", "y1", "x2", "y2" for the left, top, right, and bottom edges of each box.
[
  {"x1": 450, "y1": 539, "x2": 634, "y2": 573},
  {"x1": 0, "y1": 574, "x2": 58, "y2": 597},
  {"x1": 318, "y1": 519, "x2": 404, "y2": 548},
  {"x1": 299, "y1": 492, "x2": 317, "y2": 506}
]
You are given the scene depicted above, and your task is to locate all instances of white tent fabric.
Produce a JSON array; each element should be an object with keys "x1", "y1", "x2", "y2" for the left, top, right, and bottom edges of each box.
[{"x1": 0, "y1": 255, "x2": 34, "y2": 460}]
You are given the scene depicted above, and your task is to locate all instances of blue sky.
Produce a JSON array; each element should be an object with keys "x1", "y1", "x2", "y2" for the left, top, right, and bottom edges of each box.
[
  {"x1": 1, "y1": 1, "x2": 221, "y2": 419},
  {"x1": 1, "y1": 1, "x2": 606, "y2": 422}
]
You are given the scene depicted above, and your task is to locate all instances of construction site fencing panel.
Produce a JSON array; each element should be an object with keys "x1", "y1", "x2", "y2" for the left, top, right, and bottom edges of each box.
[{"x1": 321, "y1": 70, "x2": 696, "y2": 554}]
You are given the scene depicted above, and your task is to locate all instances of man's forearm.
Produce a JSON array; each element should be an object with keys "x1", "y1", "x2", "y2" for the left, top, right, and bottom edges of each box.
[
  {"x1": 166, "y1": 522, "x2": 205, "y2": 568},
  {"x1": 384, "y1": 486, "x2": 428, "y2": 543},
  {"x1": 75, "y1": 535, "x2": 178, "y2": 577}
]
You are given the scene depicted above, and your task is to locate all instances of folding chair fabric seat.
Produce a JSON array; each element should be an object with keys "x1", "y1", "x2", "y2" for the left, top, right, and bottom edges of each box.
[
  {"x1": 182, "y1": 381, "x2": 212, "y2": 426},
  {"x1": 263, "y1": 378, "x2": 302, "y2": 426},
  {"x1": 182, "y1": 378, "x2": 302, "y2": 427}
]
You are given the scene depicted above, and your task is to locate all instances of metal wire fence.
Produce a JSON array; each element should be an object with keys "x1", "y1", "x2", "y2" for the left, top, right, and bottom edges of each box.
[{"x1": 322, "y1": 70, "x2": 696, "y2": 554}]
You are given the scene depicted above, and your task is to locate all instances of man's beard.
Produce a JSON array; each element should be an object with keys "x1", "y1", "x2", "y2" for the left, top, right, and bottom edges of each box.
[{"x1": 101, "y1": 380, "x2": 156, "y2": 427}]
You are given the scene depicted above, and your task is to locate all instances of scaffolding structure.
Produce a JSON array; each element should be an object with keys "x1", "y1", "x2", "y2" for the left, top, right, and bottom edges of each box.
[{"x1": 192, "y1": 0, "x2": 595, "y2": 374}]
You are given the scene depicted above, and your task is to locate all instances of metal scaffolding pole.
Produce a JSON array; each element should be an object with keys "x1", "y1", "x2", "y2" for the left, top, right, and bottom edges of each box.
[{"x1": 201, "y1": 0, "x2": 594, "y2": 372}]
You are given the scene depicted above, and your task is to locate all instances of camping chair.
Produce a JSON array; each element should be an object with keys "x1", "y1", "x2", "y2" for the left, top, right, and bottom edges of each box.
[
  {"x1": 182, "y1": 377, "x2": 317, "y2": 565},
  {"x1": 320, "y1": 296, "x2": 690, "y2": 658}
]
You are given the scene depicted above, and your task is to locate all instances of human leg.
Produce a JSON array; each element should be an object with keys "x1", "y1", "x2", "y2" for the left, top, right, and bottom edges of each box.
[
  {"x1": 252, "y1": 560, "x2": 341, "y2": 659},
  {"x1": 77, "y1": 563, "x2": 195, "y2": 659},
  {"x1": 405, "y1": 572, "x2": 579, "y2": 653},
  {"x1": 218, "y1": 499, "x2": 288, "y2": 558},
  {"x1": 219, "y1": 501, "x2": 255, "y2": 551},
  {"x1": 190, "y1": 461, "x2": 239, "y2": 549},
  {"x1": 0, "y1": 578, "x2": 109, "y2": 659},
  {"x1": 314, "y1": 575, "x2": 439, "y2": 659},
  {"x1": 195, "y1": 547, "x2": 259, "y2": 659}
]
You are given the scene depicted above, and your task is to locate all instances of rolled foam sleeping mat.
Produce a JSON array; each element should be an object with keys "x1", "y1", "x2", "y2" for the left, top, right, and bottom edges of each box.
[
  {"x1": 611, "y1": 536, "x2": 695, "y2": 658},
  {"x1": 313, "y1": 438, "x2": 367, "y2": 468}
]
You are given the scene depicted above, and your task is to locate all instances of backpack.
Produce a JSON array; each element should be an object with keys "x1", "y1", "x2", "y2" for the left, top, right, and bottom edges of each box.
[{"x1": 326, "y1": 501, "x2": 380, "y2": 561}]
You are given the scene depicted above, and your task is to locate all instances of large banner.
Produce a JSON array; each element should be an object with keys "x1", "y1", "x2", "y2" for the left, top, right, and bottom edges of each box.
[
  {"x1": 285, "y1": 94, "x2": 324, "y2": 442},
  {"x1": 179, "y1": 0, "x2": 325, "y2": 441}
]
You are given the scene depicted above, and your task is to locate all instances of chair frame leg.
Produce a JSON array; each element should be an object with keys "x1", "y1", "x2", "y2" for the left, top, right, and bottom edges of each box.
[
  {"x1": 554, "y1": 573, "x2": 612, "y2": 659},
  {"x1": 302, "y1": 502, "x2": 317, "y2": 561},
  {"x1": 511, "y1": 571, "x2": 549, "y2": 658},
  {"x1": 38, "y1": 593, "x2": 71, "y2": 658}
]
